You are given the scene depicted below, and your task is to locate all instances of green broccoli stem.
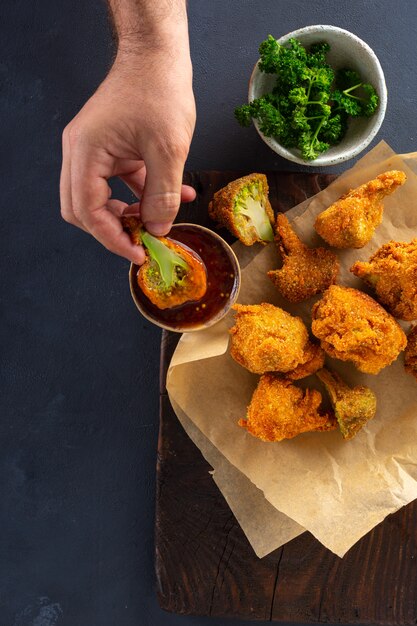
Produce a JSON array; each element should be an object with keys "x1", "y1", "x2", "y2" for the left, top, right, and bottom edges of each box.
[
  {"x1": 317, "y1": 368, "x2": 347, "y2": 403},
  {"x1": 141, "y1": 230, "x2": 188, "y2": 288}
]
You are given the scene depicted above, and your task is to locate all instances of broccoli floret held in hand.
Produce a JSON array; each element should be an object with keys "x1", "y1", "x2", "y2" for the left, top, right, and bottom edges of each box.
[
  {"x1": 122, "y1": 216, "x2": 207, "y2": 310},
  {"x1": 234, "y1": 36, "x2": 379, "y2": 161},
  {"x1": 140, "y1": 231, "x2": 189, "y2": 290}
]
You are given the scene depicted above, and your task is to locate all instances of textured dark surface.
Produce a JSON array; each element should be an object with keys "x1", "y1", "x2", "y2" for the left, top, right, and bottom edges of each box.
[
  {"x1": 156, "y1": 172, "x2": 417, "y2": 624},
  {"x1": 2, "y1": 1, "x2": 417, "y2": 625}
]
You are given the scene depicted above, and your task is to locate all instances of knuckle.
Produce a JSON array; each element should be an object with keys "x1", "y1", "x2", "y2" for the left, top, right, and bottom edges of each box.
[
  {"x1": 147, "y1": 192, "x2": 180, "y2": 219},
  {"x1": 170, "y1": 140, "x2": 190, "y2": 162},
  {"x1": 153, "y1": 137, "x2": 189, "y2": 163},
  {"x1": 67, "y1": 124, "x2": 84, "y2": 149},
  {"x1": 60, "y1": 205, "x2": 75, "y2": 224}
]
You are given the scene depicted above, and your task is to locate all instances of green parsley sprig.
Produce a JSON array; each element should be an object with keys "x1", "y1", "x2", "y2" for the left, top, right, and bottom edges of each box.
[{"x1": 235, "y1": 36, "x2": 379, "y2": 161}]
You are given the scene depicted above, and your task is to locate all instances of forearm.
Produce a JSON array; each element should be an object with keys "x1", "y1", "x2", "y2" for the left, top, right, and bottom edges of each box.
[{"x1": 108, "y1": 0, "x2": 190, "y2": 55}]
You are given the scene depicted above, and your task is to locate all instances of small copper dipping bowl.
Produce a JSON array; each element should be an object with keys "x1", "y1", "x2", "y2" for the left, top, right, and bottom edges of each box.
[{"x1": 129, "y1": 223, "x2": 241, "y2": 332}]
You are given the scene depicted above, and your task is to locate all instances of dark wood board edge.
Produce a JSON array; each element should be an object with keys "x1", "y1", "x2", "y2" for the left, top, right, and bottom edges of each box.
[{"x1": 155, "y1": 171, "x2": 417, "y2": 623}]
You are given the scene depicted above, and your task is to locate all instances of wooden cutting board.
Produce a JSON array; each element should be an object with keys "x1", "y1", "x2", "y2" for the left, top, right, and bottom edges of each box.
[{"x1": 156, "y1": 171, "x2": 417, "y2": 623}]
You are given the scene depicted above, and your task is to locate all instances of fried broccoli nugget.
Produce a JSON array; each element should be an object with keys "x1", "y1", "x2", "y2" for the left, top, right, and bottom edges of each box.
[
  {"x1": 239, "y1": 375, "x2": 336, "y2": 442},
  {"x1": 312, "y1": 286, "x2": 407, "y2": 374},
  {"x1": 405, "y1": 325, "x2": 417, "y2": 382},
  {"x1": 123, "y1": 216, "x2": 207, "y2": 309},
  {"x1": 351, "y1": 239, "x2": 417, "y2": 321},
  {"x1": 229, "y1": 303, "x2": 322, "y2": 376},
  {"x1": 286, "y1": 341, "x2": 325, "y2": 380},
  {"x1": 317, "y1": 368, "x2": 377, "y2": 439},
  {"x1": 267, "y1": 213, "x2": 339, "y2": 302},
  {"x1": 208, "y1": 173, "x2": 274, "y2": 245},
  {"x1": 314, "y1": 170, "x2": 407, "y2": 248}
]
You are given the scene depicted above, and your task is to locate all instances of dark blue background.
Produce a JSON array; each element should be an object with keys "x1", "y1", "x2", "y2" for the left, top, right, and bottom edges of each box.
[{"x1": 1, "y1": 1, "x2": 416, "y2": 624}]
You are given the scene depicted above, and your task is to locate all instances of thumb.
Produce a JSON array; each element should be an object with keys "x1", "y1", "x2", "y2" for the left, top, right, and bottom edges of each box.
[{"x1": 140, "y1": 146, "x2": 187, "y2": 236}]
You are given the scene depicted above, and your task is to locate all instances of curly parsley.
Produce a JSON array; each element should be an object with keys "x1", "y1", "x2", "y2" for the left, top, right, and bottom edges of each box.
[{"x1": 235, "y1": 36, "x2": 379, "y2": 161}]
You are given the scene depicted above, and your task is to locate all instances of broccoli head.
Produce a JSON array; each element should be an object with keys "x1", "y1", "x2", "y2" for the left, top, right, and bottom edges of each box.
[
  {"x1": 208, "y1": 173, "x2": 274, "y2": 245},
  {"x1": 122, "y1": 216, "x2": 207, "y2": 309}
]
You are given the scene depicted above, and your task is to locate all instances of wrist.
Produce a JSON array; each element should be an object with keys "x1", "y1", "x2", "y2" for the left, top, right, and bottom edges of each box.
[
  {"x1": 116, "y1": 29, "x2": 190, "y2": 60},
  {"x1": 113, "y1": 32, "x2": 192, "y2": 83},
  {"x1": 109, "y1": 0, "x2": 190, "y2": 58}
]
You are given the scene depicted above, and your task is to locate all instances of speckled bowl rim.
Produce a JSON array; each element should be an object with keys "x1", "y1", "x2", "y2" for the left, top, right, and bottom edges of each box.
[
  {"x1": 248, "y1": 25, "x2": 387, "y2": 166},
  {"x1": 129, "y1": 223, "x2": 241, "y2": 333}
]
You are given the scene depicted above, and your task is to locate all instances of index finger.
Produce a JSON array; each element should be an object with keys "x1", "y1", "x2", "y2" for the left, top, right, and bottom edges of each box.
[{"x1": 70, "y1": 155, "x2": 145, "y2": 264}]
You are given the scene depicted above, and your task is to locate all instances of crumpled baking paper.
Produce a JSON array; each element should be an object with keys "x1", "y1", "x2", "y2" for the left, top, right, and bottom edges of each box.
[{"x1": 167, "y1": 142, "x2": 417, "y2": 558}]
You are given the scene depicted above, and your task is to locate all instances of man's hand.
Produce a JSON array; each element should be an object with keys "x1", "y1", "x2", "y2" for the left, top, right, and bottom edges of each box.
[{"x1": 60, "y1": 1, "x2": 195, "y2": 264}]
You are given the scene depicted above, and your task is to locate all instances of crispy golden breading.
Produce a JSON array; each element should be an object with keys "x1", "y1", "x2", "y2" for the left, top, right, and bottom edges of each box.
[
  {"x1": 208, "y1": 173, "x2": 274, "y2": 245},
  {"x1": 123, "y1": 215, "x2": 207, "y2": 309},
  {"x1": 268, "y1": 213, "x2": 339, "y2": 302},
  {"x1": 314, "y1": 170, "x2": 407, "y2": 248},
  {"x1": 405, "y1": 325, "x2": 417, "y2": 381},
  {"x1": 312, "y1": 286, "x2": 407, "y2": 374},
  {"x1": 351, "y1": 239, "x2": 417, "y2": 321},
  {"x1": 229, "y1": 303, "x2": 321, "y2": 376},
  {"x1": 239, "y1": 375, "x2": 337, "y2": 442},
  {"x1": 317, "y1": 368, "x2": 377, "y2": 440},
  {"x1": 286, "y1": 341, "x2": 325, "y2": 380},
  {"x1": 137, "y1": 237, "x2": 207, "y2": 309},
  {"x1": 122, "y1": 215, "x2": 143, "y2": 246}
]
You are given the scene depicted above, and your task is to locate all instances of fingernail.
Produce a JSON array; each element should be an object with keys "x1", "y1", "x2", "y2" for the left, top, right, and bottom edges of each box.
[{"x1": 145, "y1": 221, "x2": 171, "y2": 236}]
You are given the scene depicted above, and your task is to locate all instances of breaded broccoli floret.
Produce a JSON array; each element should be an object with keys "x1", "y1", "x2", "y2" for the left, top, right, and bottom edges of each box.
[
  {"x1": 229, "y1": 302, "x2": 324, "y2": 378},
  {"x1": 405, "y1": 325, "x2": 417, "y2": 382},
  {"x1": 311, "y1": 286, "x2": 407, "y2": 374},
  {"x1": 351, "y1": 239, "x2": 417, "y2": 321},
  {"x1": 314, "y1": 170, "x2": 407, "y2": 248},
  {"x1": 286, "y1": 341, "x2": 325, "y2": 380},
  {"x1": 122, "y1": 216, "x2": 207, "y2": 309},
  {"x1": 268, "y1": 213, "x2": 339, "y2": 302},
  {"x1": 208, "y1": 173, "x2": 274, "y2": 245},
  {"x1": 239, "y1": 374, "x2": 336, "y2": 442},
  {"x1": 316, "y1": 368, "x2": 377, "y2": 439}
]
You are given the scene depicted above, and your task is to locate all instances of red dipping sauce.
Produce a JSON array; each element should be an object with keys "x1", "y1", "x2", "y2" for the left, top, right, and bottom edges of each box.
[{"x1": 129, "y1": 224, "x2": 241, "y2": 332}]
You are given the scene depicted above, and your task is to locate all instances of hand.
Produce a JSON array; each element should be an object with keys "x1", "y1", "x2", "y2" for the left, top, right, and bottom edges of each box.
[{"x1": 60, "y1": 46, "x2": 196, "y2": 264}]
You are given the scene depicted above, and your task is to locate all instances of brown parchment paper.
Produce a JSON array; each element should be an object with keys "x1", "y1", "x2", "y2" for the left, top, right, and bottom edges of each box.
[{"x1": 167, "y1": 141, "x2": 417, "y2": 558}]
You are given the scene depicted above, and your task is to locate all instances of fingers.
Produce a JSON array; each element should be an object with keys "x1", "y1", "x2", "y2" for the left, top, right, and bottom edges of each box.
[
  {"x1": 60, "y1": 129, "x2": 89, "y2": 233},
  {"x1": 120, "y1": 167, "x2": 147, "y2": 198},
  {"x1": 139, "y1": 143, "x2": 189, "y2": 236},
  {"x1": 68, "y1": 147, "x2": 145, "y2": 265},
  {"x1": 108, "y1": 200, "x2": 141, "y2": 218},
  {"x1": 180, "y1": 184, "x2": 197, "y2": 203},
  {"x1": 121, "y1": 167, "x2": 196, "y2": 204},
  {"x1": 60, "y1": 127, "x2": 195, "y2": 263}
]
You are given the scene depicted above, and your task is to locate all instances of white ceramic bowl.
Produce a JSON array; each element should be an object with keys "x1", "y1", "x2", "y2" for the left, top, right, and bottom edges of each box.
[{"x1": 248, "y1": 25, "x2": 387, "y2": 166}]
